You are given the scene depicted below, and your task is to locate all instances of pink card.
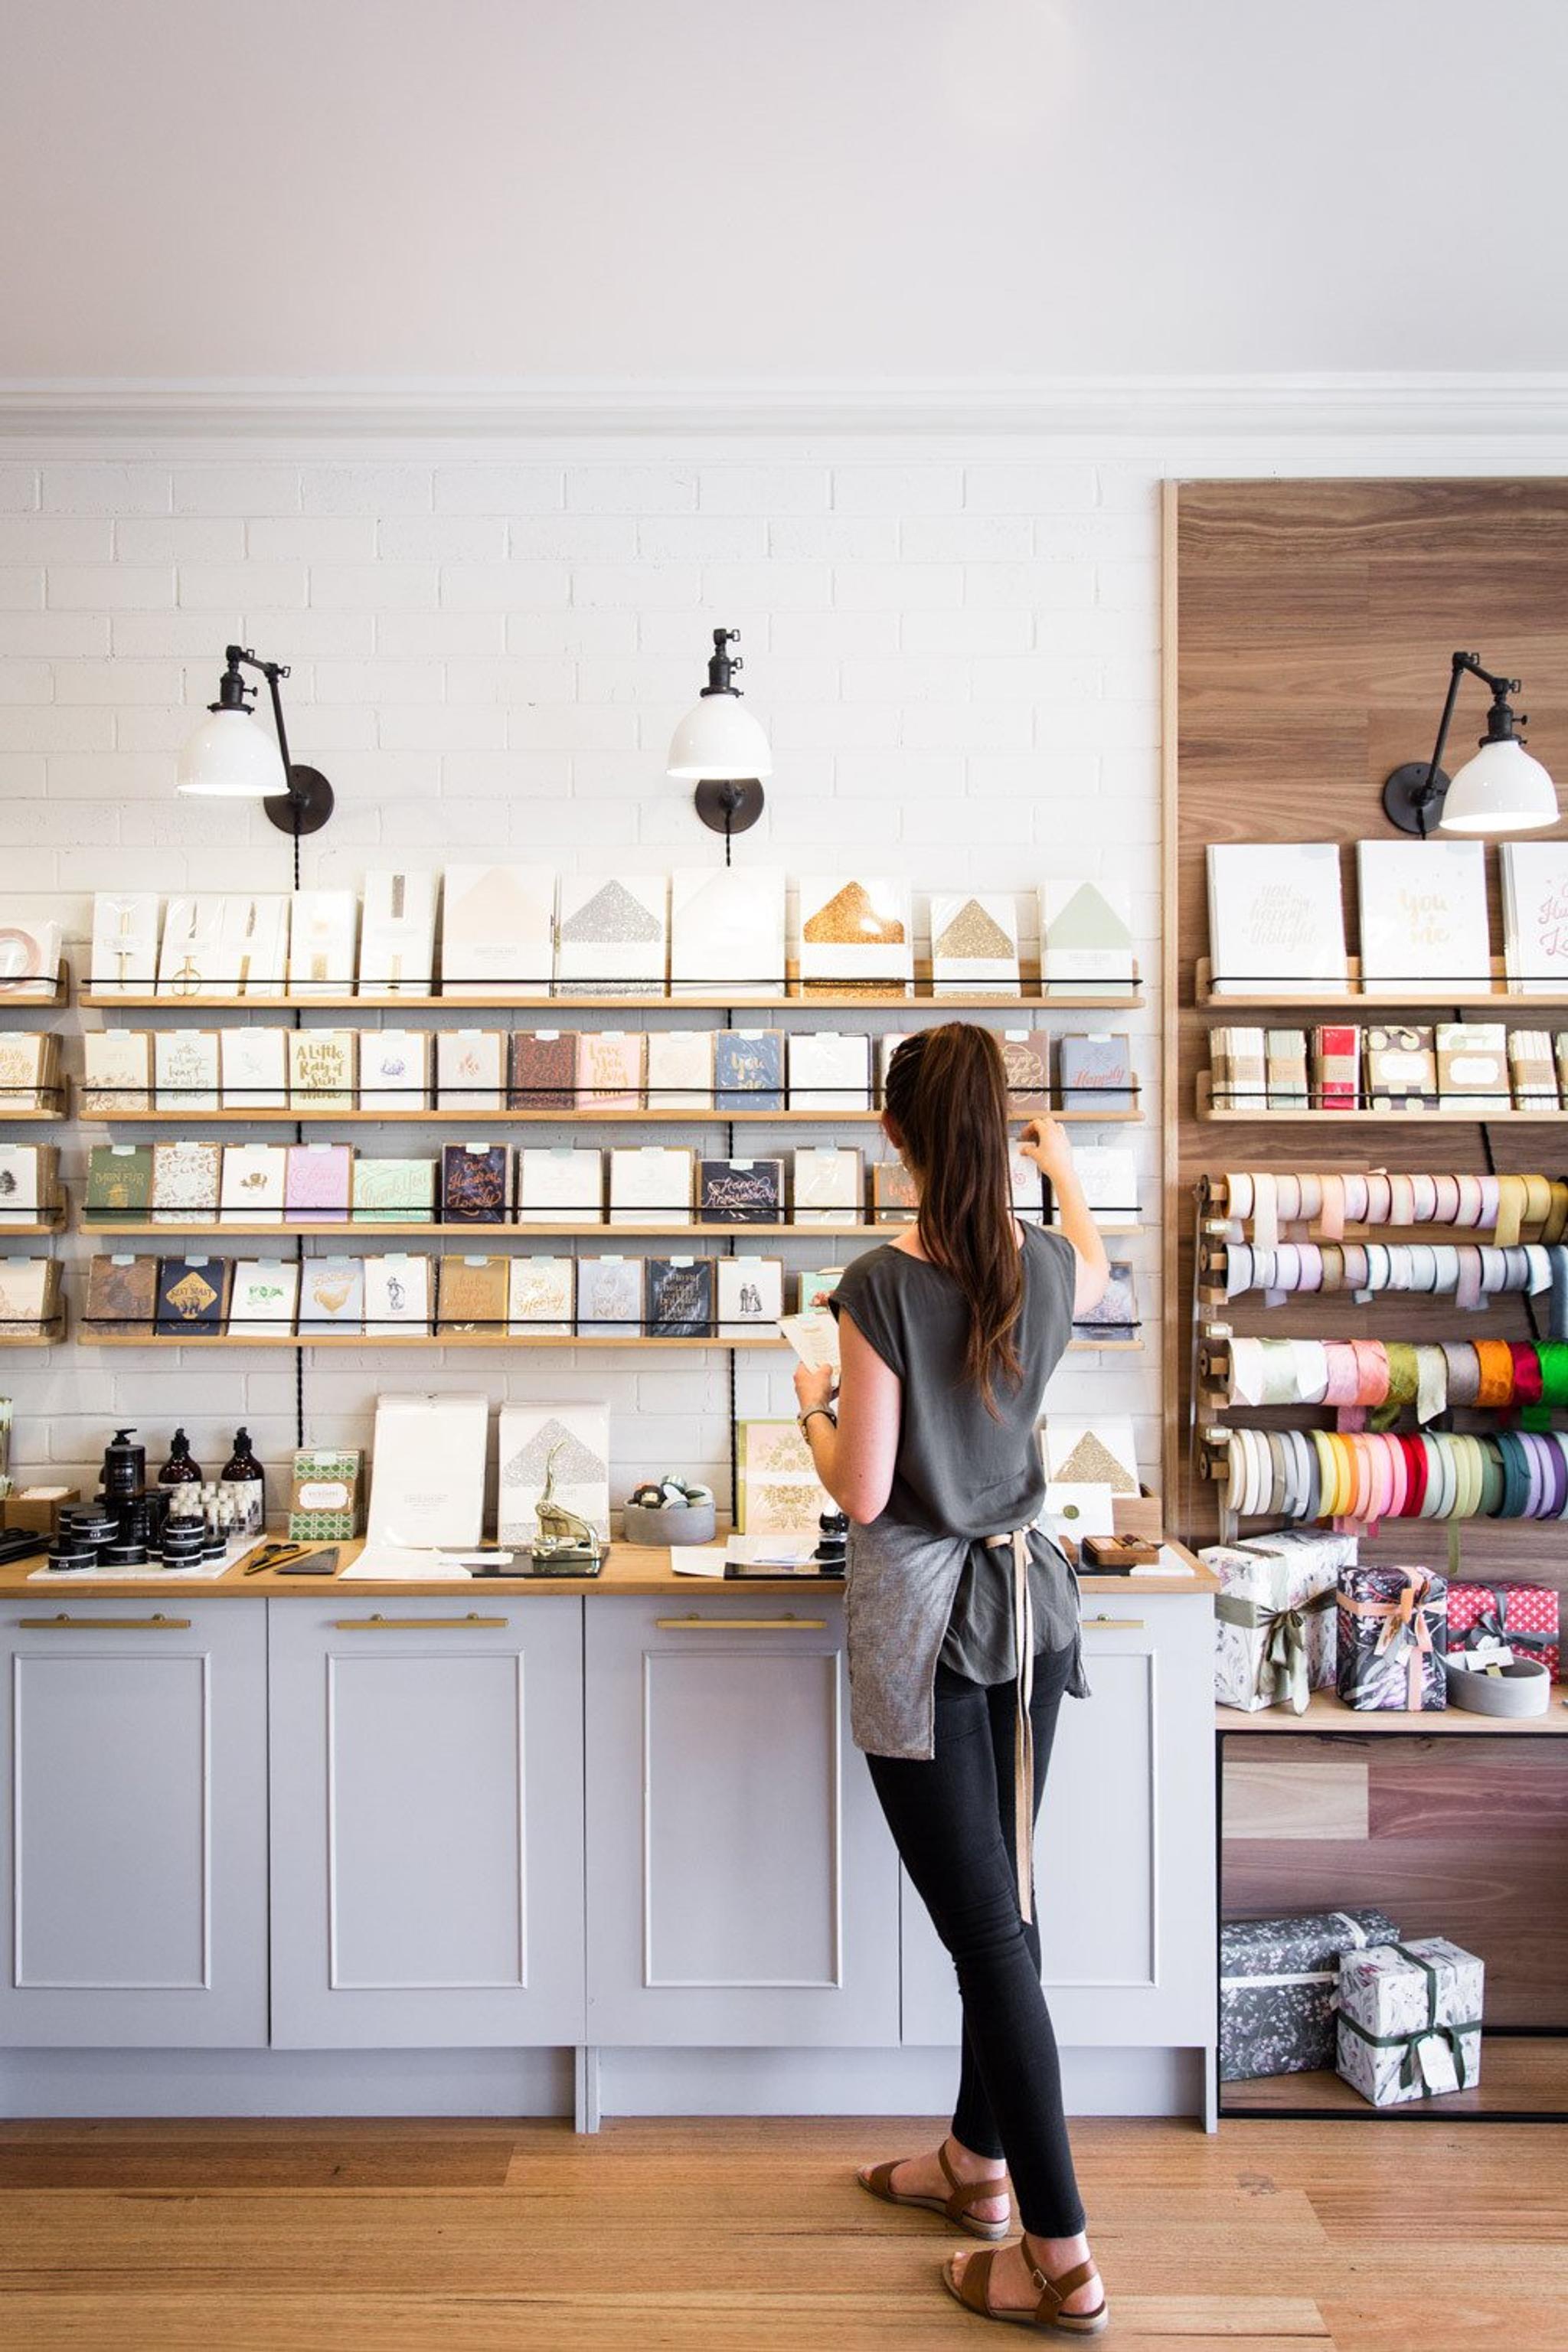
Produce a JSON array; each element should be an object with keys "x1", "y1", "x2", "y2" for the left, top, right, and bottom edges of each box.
[{"x1": 284, "y1": 1142, "x2": 353, "y2": 1218}]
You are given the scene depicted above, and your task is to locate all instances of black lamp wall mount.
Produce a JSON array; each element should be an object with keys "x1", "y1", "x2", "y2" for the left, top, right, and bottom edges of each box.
[
  {"x1": 692, "y1": 629, "x2": 766, "y2": 838},
  {"x1": 1382, "y1": 648, "x2": 1527, "y2": 837},
  {"x1": 216, "y1": 644, "x2": 335, "y2": 837}
]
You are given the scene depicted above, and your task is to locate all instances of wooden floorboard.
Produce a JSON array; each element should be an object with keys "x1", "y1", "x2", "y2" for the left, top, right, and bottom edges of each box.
[{"x1": 0, "y1": 2113, "x2": 1564, "y2": 2350}]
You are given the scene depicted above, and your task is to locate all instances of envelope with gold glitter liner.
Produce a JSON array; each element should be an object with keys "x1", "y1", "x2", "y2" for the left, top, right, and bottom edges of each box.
[{"x1": 796, "y1": 876, "x2": 912, "y2": 997}]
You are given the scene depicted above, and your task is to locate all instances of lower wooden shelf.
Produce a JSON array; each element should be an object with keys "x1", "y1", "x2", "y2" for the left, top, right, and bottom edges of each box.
[
  {"x1": 1197, "y1": 1072, "x2": 1566, "y2": 1124},
  {"x1": 1219, "y1": 1691, "x2": 1568, "y2": 1736},
  {"x1": 81, "y1": 1328, "x2": 1132, "y2": 1353},
  {"x1": 1220, "y1": 2036, "x2": 1568, "y2": 2119}
]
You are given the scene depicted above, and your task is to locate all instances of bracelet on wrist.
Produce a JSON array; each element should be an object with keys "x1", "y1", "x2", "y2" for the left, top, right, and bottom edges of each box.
[{"x1": 799, "y1": 1405, "x2": 837, "y2": 1436}]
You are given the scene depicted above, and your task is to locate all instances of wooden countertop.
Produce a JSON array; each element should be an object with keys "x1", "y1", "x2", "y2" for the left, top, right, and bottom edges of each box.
[
  {"x1": 1218, "y1": 1687, "x2": 1568, "y2": 1736},
  {"x1": 0, "y1": 1537, "x2": 1220, "y2": 1603}
]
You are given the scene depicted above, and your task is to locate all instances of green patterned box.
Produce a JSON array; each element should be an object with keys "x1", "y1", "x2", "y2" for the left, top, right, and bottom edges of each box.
[{"x1": 288, "y1": 1448, "x2": 361, "y2": 1540}]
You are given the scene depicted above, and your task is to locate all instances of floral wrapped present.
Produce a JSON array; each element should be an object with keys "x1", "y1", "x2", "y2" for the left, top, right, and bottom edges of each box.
[
  {"x1": 1446, "y1": 1579, "x2": 1559, "y2": 1682},
  {"x1": 1336, "y1": 1937, "x2": 1484, "y2": 2106},
  {"x1": 1207, "y1": 1529, "x2": 1356, "y2": 1713},
  {"x1": 1335, "y1": 1563, "x2": 1447, "y2": 1710},
  {"x1": 1220, "y1": 1906, "x2": 1400, "y2": 2081}
]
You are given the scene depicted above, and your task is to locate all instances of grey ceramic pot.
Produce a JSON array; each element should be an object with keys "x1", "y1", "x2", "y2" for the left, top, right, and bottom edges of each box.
[{"x1": 623, "y1": 1500, "x2": 717, "y2": 1548}]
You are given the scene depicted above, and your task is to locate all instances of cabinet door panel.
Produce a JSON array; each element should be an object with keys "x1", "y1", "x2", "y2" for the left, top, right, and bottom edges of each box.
[
  {"x1": 586, "y1": 1599, "x2": 900, "y2": 2046},
  {"x1": 269, "y1": 1600, "x2": 584, "y2": 2048},
  {"x1": 1, "y1": 1603, "x2": 268, "y2": 2048}
]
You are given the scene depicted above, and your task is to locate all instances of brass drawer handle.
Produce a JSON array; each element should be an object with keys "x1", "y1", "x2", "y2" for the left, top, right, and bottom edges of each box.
[
  {"x1": 18, "y1": 1613, "x2": 191, "y2": 1631},
  {"x1": 1082, "y1": 1616, "x2": 1145, "y2": 1632},
  {"x1": 655, "y1": 1615, "x2": 827, "y2": 1632},
  {"x1": 333, "y1": 1612, "x2": 508, "y2": 1630}
]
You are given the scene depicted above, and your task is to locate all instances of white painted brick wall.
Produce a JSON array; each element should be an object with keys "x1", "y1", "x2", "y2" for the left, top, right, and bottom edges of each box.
[{"x1": 4, "y1": 428, "x2": 1555, "y2": 1521}]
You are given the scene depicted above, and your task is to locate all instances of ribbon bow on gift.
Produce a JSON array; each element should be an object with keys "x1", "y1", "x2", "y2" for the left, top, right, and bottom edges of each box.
[
  {"x1": 1460, "y1": 1585, "x2": 1550, "y2": 1666},
  {"x1": 1339, "y1": 1942, "x2": 1479, "y2": 2099},
  {"x1": 1344, "y1": 1571, "x2": 1443, "y2": 1709},
  {"x1": 1217, "y1": 1587, "x2": 1334, "y2": 1714}
]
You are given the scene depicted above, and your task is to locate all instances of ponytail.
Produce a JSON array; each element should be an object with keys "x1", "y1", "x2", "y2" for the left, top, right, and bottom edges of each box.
[{"x1": 883, "y1": 1023, "x2": 1023, "y2": 1413}]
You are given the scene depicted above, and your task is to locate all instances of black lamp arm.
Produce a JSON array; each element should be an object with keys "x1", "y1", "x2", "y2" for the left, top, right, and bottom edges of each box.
[
  {"x1": 1409, "y1": 649, "x2": 1524, "y2": 832},
  {"x1": 212, "y1": 642, "x2": 333, "y2": 844}
]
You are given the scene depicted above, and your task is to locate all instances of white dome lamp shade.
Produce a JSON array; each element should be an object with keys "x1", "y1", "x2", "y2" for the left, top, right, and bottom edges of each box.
[
  {"x1": 668, "y1": 626, "x2": 772, "y2": 836},
  {"x1": 1383, "y1": 649, "x2": 1558, "y2": 837},
  {"x1": 178, "y1": 644, "x2": 335, "y2": 838}
]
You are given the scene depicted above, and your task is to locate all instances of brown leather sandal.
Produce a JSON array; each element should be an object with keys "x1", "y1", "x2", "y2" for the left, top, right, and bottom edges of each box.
[
  {"x1": 857, "y1": 2138, "x2": 1013, "y2": 2241},
  {"x1": 942, "y1": 2238, "x2": 1108, "y2": 2335}
]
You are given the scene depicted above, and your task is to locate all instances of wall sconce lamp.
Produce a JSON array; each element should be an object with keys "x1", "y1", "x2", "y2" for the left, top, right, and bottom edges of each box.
[
  {"x1": 178, "y1": 645, "x2": 335, "y2": 836},
  {"x1": 667, "y1": 626, "x2": 772, "y2": 837},
  {"x1": 1383, "y1": 649, "x2": 1558, "y2": 836}
]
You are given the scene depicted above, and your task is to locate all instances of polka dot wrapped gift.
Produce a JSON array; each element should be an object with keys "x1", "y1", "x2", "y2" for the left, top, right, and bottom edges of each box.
[{"x1": 1446, "y1": 1579, "x2": 1560, "y2": 1681}]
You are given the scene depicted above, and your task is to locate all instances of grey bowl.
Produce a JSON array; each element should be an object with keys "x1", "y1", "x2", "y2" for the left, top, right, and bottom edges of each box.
[{"x1": 623, "y1": 1499, "x2": 717, "y2": 1548}]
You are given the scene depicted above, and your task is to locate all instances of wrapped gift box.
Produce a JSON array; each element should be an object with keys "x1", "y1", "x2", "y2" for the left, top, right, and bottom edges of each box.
[
  {"x1": 1336, "y1": 1563, "x2": 1448, "y2": 1711},
  {"x1": 1446, "y1": 1579, "x2": 1559, "y2": 1682},
  {"x1": 1337, "y1": 1937, "x2": 1484, "y2": 2107},
  {"x1": 1220, "y1": 1907, "x2": 1401, "y2": 2081},
  {"x1": 1207, "y1": 1528, "x2": 1356, "y2": 1713}
]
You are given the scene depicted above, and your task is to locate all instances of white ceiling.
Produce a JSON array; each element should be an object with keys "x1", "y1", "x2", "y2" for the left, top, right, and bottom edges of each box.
[{"x1": 4, "y1": 0, "x2": 1566, "y2": 384}]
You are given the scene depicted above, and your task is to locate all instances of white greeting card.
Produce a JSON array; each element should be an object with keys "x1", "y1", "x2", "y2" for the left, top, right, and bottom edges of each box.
[
  {"x1": 0, "y1": 1256, "x2": 54, "y2": 1331},
  {"x1": 609, "y1": 1145, "x2": 693, "y2": 1225},
  {"x1": 219, "y1": 1143, "x2": 289, "y2": 1223},
  {"x1": 365, "y1": 1392, "x2": 489, "y2": 1549},
  {"x1": 155, "y1": 1027, "x2": 220, "y2": 1112},
  {"x1": 441, "y1": 864, "x2": 556, "y2": 995},
  {"x1": 517, "y1": 1146, "x2": 603, "y2": 1224},
  {"x1": 645, "y1": 1030, "x2": 714, "y2": 1111},
  {"x1": 149, "y1": 1138, "x2": 222, "y2": 1217},
  {"x1": 1062, "y1": 1143, "x2": 1140, "y2": 1223},
  {"x1": 554, "y1": 872, "x2": 668, "y2": 995},
  {"x1": 793, "y1": 1145, "x2": 864, "y2": 1224},
  {"x1": 1356, "y1": 839, "x2": 1491, "y2": 998},
  {"x1": 930, "y1": 891, "x2": 1021, "y2": 995},
  {"x1": 1206, "y1": 844, "x2": 1348, "y2": 995},
  {"x1": 297, "y1": 1256, "x2": 365, "y2": 1334},
  {"x1": 718, "y1": 1255, "x2": 784, "y2": 1330},
  {"x1": 788, "y1": 1031, "x2": 872, "y2": 1112},
  {"x1": 220, "y1": 1026, "x2": 288, "y2": 1111},
  {"x1": 359, "y1": 870, "x2": 437, "y2": 995},
  {"x1": 82, "y1": 1030, "x2": 152, "y2": 1116},
  {"x1": 289, "y1": 1028, "x2": 356, "y2": 1108},
  {"x1": 228, "y1": 1259, "x2": 300, "y2": 1337},
  {"x1": 287, "y1": 890, "x2": 358, "y2": 997},
  {"x1": 90, "y1": 893, "x2": 160, "y2": 997},
  {"x1": 797, "y1": 875, "x2": 913, "y2": 993},
  {"x1": 1040, "y1": 1482, "x2": 1116, "y2": 1542},
  {"x1": 1501, "y1": 841, "x2": 1568, "y2": 996},
  {"x1": 215, "y1": 895, "x2": 289, "y2": 997},
  {"x1": 156, "y1": 897, "x2": 227, "y2": 998},
  {"x1": 0, "y1": 916, "x2": 60, "y2": 1000},
  {"x1": 363, "y1": 1253, "x2": 433, "y2": 1336},
  {"x1": 436, "y1": 1028, "x2": 506, "y2": 1112},
  {"x1": 670, "y1": 867, "x2": 787, "y2": 998},
  {"x1": 1039, "y1": 879, "x2": 1135, "y2": 996},
  {"x1": 507, "y1": 1254, "x2": 575, "y2": 1337},
  {"x1": 356, "y1": 1028, "x2": 431, "y2": 1112},
  {"x1": 575, "y1": 1254, "x2": 642, "y2": 1336},
  {"x1": 498, "y1": 1402, "x2": 611, "y2": 1542},
  {"x1": 0, "y1": 1145, "x2": 41, "y2": 1214}
]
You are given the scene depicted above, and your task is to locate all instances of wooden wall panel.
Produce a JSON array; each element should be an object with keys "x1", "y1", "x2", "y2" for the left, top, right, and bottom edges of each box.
[{"x1": 1165, "y1": 479, "x2": 1568, "y2": 1582}]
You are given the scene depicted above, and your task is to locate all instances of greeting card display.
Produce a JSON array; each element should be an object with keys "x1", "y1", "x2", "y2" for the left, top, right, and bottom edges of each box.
[
  {"x1": 86, "y1": 1144, "x2": 152, "y2": 1216},
  {"x1": 289, "y1": 1028, "x2": 356, "y2": 1109},
  {"x1": 440, "y1": 864, "x2": 556, "y2": 995},
  {"x1": 1435, "y1": 1022, "x2": 1509, "y2": 1114},
  {"x1": 609, "y1": 1146, "x2": 693, "y2": 1224},
  {"x1": 287, "y1": 890, "x2": 357, "y2": 997},
  {"x1": 283, "y1": 1142, "x2": 354, "y2": 1221},
  {"x1": 1357, "y1": 839, "x2": 1490, "y2": 998},
  {"x1": 82, "y1": 1030, "x2": 152, "y2": 1115},
  {"x1": 507, "y1": 1254, "x2": 575, "y2": 1337},
  {"x1": 576, "y1": 1254, "x2": 643, "y2": 1337},
  {"x1": 358, "y1": 870, "x2": 436, "y2": 994},
  {"x1": 697, "y1": 1158, "x2": 783, "y2": 1224},
  {"x1": 154, "y1": 1255, "x2": 231, "y2": 1336},
  {"x1": 509, "y1": 1030, "x2": 577, "y2": 1109},
  {"x1": 788, "y1": 1031, "x2": 871, "y2": 1112},
  {"x1": 576, "y1": 1030, "x2": 645, "y2": 1110},
  {"x1": 517, "y1": 1146, "x2": 602, "y2": 1224},
  {"x1": 930, "y1": 892, "x2": 1021, "y2": 995},
  {"x1": 441, "y1": 1142, "x2": 510, "y2": 1225},
  {"x1": 220, "y1": 1026, "x2": 289, "y2": 1111},
  {"x1": 646, "y1": 1256, "x2": 714, "y2": 1337},
  {"x1": 436, "y1": 1255, "x2": 508, "y2": 1333},
  {"x1": 90, "y1": 893, "x2": 160, "y2": 997},
  {"x1": 797, "y1": 876, "x2": 913, "y2": 995},
  {"x1": 793, "y1": 1146, "x2": 864, "y2": 1224},
  {"x1": 877, "y1": 1032, "x2": 918, "y2": 1102},
  {"x1": 436, "y1": 1028, "x2": 506, "y2": 1112},
  {"x1": 289, "y1": 1449, "x2": 361, "y2": 1541},
  {"x1": 554, "y1": 873, "x2": 667, "y2": 994},
  {"x1": 83, "y1": 1253, "x2": 158, "y2": 1336},
  {"x1": 229, "y1": 1259, "x2": 301, "y2": 1338},
  {"x1": 669, "y1": 867, "x2": 786, "y2": 998},
  {"x1": 645, "y1": 1029, "x2": 714, "y2": 1110},
  {"x1": 358, "y1": 1029, "x2": 431, "y2": 1111},
  {"x1": 714, "y1": 1029, "x2": 782, "y2": 1112},
  {"x1": 1364, "y1": 1025, "x2": 1439, "y2": 1112},
  {"x1": 155, "y1": 1029, "x2": 220, "y2": 1112},
  {"x1": 363, "y1": 1253, "x2": 432, "y2": 1336},
  {"x1": 1040, "y1": 879, "x2": 1135, "y2": 996},
  {"x1": 798, "y1": 1267, "x2": 844, "y2": 1313},
  {"x1": 1206, "y1": 842, "x2": 1348, "y2": 995},
  {"x1": 351, "y1": 1157, "x2": 438, "y2": 1222},
  {"x1": 219, "y1": 1143, "x2": 288, "y2": 1224},
  {"x1": 718, "y1": 1255, "x2": 783, "y2": 1330},
  {"x1": 150, "y1": 1139, "x2": 222, "y2": 1220},
  {"x1": 1501, "y1": 841, "x2": 1568, "y2": 997},
  {"x1": 0, "y1": 916, "x2": 60, "y2": 1000},
  {"x1": 498, "y1": 1403, "x2": 611, "y2": 1544}
]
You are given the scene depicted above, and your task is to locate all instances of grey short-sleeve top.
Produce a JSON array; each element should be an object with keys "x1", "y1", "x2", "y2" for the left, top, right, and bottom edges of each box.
[{"x1": 828, "y1": 1224, "x2": 1089, "y2": 1749}]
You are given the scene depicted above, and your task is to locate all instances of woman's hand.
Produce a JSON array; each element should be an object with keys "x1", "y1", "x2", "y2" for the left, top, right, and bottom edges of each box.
[
  {"x1": 793, "y1": 1364, "x2": 837, "y2": 1416},
  {"x1": 1019, "y1": 1115, "x2": 1073, "y2": 1180}
]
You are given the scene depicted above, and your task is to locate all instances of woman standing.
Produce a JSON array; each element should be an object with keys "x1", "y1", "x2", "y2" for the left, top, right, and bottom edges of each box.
[{"x1": 794, "y1": 1022, "x2": 1112, "y2": 2336}]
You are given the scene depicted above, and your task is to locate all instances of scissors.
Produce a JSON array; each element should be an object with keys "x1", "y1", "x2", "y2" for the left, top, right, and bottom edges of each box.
[{"x1": 238, "y1": 1540, "x2": 338, "y2": 1577}]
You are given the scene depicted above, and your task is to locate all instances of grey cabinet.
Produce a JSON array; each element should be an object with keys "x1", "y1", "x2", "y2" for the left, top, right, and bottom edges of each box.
[
  {"x1": 900, "y1": 1597, "x2": 1215, "y2": 2049},
  {"x1": 0, "y1": 1599, "x2": 268, "y2": 2048},
  {"x1": 267, "y1": 1597, "x2": 584, "y2": 2047},
  {"x1": 584, "y1": 1596, "x2": 900, "y2": 2047}
]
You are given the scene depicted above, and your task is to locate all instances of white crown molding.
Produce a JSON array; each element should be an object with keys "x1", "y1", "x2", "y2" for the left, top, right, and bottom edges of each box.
[{"x1": 2, "y1": 374, "x2": 1568, "y2": 439}]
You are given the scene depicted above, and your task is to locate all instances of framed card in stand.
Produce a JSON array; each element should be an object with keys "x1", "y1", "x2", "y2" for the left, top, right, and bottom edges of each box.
[
  {"x1": 155, "y1": 897, "x2": 226, "y2": 998},
  {"x1": 998, "y1": 1031, "x2": 1050, "y2": 1116},
  {"x1": 1039, "y1": 879, "x2": 1135, "y2": 997},
  {"x1": 90, "y1": 893, "x2": 160, "y2": 998},
  {"x1": 351, "y1": 1158, "x2": 438, "y2": 1223},
  {"x1": 669, "y1": 867, "x2": 786, "y2": 998},
  {"x1": 609, "y1": 1145, "x2": 693, "y2": 1226},
  {"x1": 793, "y1": 1146, "x2": 864, "y2": 1225},
  {"x1": 797, "y1": 876, "x2": 913, "y2": 997},
  {"x1": 155, "y1": 1029, "x2": 220, "y2": 1113},
  {"x1": 497, "y1": 1403, "x2": 612, "y2": 1544},
  {"x1": 287, "y1": 890, "x2": 358, "y2": 998},
  {"x1": 576, "y1": 1031, "x2": 645, "y2": 1110},
  {"x1": 436, "y1": 1028, "x2": 506, "y2": 1112},
  {"x1": 363, "y1": 1253, "x2": 433, "y2": 1336},
  {"x1": 87, "y1": 1144, "x2": 152, "y2": 1217},
  {"x1": 507, "y1": 1254, "x2": 575, "y2": 1337},
  {"x1": 154, "y1": 1255, "x2": 231, "y2": 1337},
  {"x1": 930, "y1": 892, "x2": 1021, "y2": 996},
  {"x1": 83, "y1": 1253, "x2": 157, "y2": 1337},
  {"x1": 645, "y1": 1030, "x2": 714, "y2": 1112},
  {"x1": 0, "y1": 1142, "x2": 43, "y2": 1220},
  {"x1": 229, "y1": 1259, "x2": 301, "y2": 1338},
  {"x1": 714, "y1": 1029, "x2": 782, "y2": 1112},
  {"x1": 517, "y1": 1146, "x2": 602, "y2": 1226},
  {"x1": 216, "y1": 895, "x2": 289, "y2": 998},
  {"x1": 798, "y1": 1267, "x2": 844, "y2": 1314},
  {"x1": 697, "y1": 1158, "x2": 783, "y2": 1224},
  {"x1": 358, "y1": 870, "x2": 436, "y2": 995},
  {"x1": 554, "y1": 874, "x2": 668, "y2": 995},
  {"x1": 284, "y1": 1142, "x2": 354, "y2": 1222},
  {"x1": 219, "y1": 1142, "x2": 289, "y2": 1225},
  {"x1": 509, "y1": 1030, "x2": 577, "y2": 1109},
  {"x1": 358, "y1": 1029, "x2": 432, "y2": 1112},
  {"x1": 576, "y1": 1254, "x2": 642, "y2": 1337},
  {"x1": 440, "y1": 864, "x2": 555, "y2": 997},
  {"x1": 150, "y1": 1139, "x2": 222, "y2": 1221},
  {"x1": 717, "y1": 1255, "x2": 783, "y2": 1333},
  {"x1": 442, "y1": 1142, "x2": 511, "y2": 1224},
  {"x1": 364, "y1": 1392, "x2": 488, "y2": 1551},
  {"x1": 289, "y1": 1449, "x2": 361, "y2": 1541},
  {"x1": 788, "y1": 1031, "x2": 871, "y2": 1112},
  {"x1": 436, "y1": 1254, "x2": 508, "y2": 1334},
  {"x1": 220, "y1": 1027, "x2": 288, "y2": 1111},
  {"x1": 1042, "y1": 1417, "x2": 1139, "y2": 1494},
  {"x1": 81, "y1": 1031, "x2": 152, "y2": 1116},
  {"x1": 645, "y1": 1255, "x2": 715, "y2": 1338},
  {"x1": 289, "y1": 1028, "x2": 356, "y2": 1109}
]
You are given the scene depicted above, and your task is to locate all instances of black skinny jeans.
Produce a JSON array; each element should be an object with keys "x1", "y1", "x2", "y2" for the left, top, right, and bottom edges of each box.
[{"x1": 866, "y1": 1643, "x2": 1086, "y2": 2239}]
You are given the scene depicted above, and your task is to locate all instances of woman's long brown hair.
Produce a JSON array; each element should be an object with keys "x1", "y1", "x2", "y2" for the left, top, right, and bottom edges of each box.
[{"x1": 882, "y1": 1023, "x2": 1022, "y2": 1412}]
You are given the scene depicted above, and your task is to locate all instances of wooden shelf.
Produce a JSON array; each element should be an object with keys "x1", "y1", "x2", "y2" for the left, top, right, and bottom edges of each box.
[
  {"x1": 83, "y1": 1330, "x2": 790, "y2": 1351},
  {"x1": 80, "y1": 975, "x2": 1142, "y2": 1014},
  {"x1": 81, "y1": 1101, "x2": 1141, "y2": 1126},
  {"x1": 1219, "y1": 2037, "x2": 1568, "y2": 2118},
  {"x1": 1196, "y1": 1073, "x2": 1563, "y2": 1125},
  {"x1": 0, "y1": 960, "x2": 69, "y2": 1011},
  {"x1": 1218, "y1": 1690, "x2": 1568, "y2": 1736},
  {"x1": 79, "y1": 1219, "x2": 890, "y2": 1240},
  {"x1": 1194, "y1": 952, "x2": 1568, "y2": 1011},
  {"x1": 0, "y1": 1104, "x2": 67, "y2": 1125}
]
